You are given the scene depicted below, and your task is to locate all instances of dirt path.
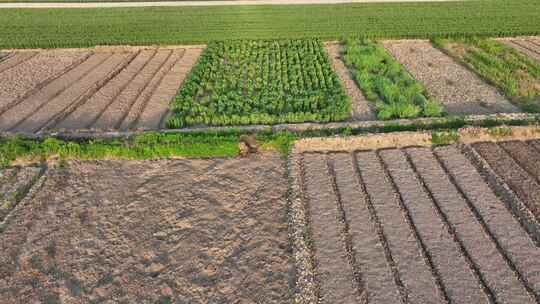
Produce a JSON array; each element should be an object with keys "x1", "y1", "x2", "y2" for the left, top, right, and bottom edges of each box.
[
  {"x1": 382, "y1": 40, "x2": 519, "y2": 115},
  {"x1": 0, "y1": 156, "x2": 293, "y2": 303},
  {"x1": 0, "y1": 0, "x2": 465, "y2": 9},
  {"x1": 291, "y1": 141, "x2": 539, "y2": 302},
  {"x1": 325, "y1": 43, "x2": 375, "y2": 121}
]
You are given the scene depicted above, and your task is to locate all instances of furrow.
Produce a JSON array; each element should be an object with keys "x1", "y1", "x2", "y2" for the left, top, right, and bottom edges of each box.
[
  {"x1": 504, "y1": 40, "x2": 540, "y2": 62},
  {"x1": 407, "y1": 147, "x2": 533, "y2": 304},
  {"x1": 39, "y1": 52, "x2": 137, "y2": 132},
  {"x1": 499, "y1": 141, "x2": 540, "y2": 183},
  {"x1": 529, "y1": 139, "x2": 540, "y2": 153},
  {"x1": 473, "y1": 142, "x2": 540, "y2": 222},
  {"x1": 0, "y1": 51, "x2": 93, "y2": 116},
  {"x1": 135, "y1": 48, "x2": 203, "y2": 130},
  {"x1": 436, "y1": 145, "x2": 540, "y2": 300},
  {"x1": 300, "y1": 153, "x2": 359, "y2": 303},
  {"x1": 0, "y1": 166, "x2": 42, "y2": 223},
  {"x1": 10, "y1": 53, "x2": 131, "y2": 133},
  {"x1": 0, "y1": 53, "x2": 110, "y2": 131},
  {"x1": 51, "y1": 50, "x2": 151, "y2": 131},
  {"x1": 516, "y1": 40, "x2": 540, "y2": 54},
  {"x1": 379, "y1": 148, "x2": 487, "y2": 304},
  {"x1": 328, "y1": 152, "x2": 401, "y2": 303},
  {"x1": 120, "y1": 49, "x2": 177, "y2": 130},
  {"x1": 0, "y1": 52, "x2": 37, "y2": 74},
  {"x1": 91, "y1": 49, "x2": 170, "y2": 130},
  {"x1": 0, "y1": 52, "x2": 14, "y2": 63},
  {"x1": 355, "y1": 150, "x2": 441, "y2": 303}
]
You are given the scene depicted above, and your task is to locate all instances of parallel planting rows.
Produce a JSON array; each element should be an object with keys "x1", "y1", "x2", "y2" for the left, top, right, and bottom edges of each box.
[
  {"x1": 290, "y1": 142, "x2": 540, "y2": 303},
  {"x1": 167, "y1": 39, "x2": 351, "y2": 128}
]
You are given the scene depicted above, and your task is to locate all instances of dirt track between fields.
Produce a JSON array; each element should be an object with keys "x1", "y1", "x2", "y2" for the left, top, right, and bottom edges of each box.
[
  {"x1": 0, "y1": 155, "x2": 293, "y2": 303},
  {"x1": 0, "y1": 47, "x2": 202, "y2": 133}
]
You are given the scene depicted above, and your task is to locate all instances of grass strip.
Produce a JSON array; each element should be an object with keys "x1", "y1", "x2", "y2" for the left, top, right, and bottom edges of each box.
[
  {"x1": 0, "y1": 0, "x2": 538, "y2": 49},
  {"x1": 435, "y1": 37, "x2": 540, "y2": 111},
  {"x1": 342, "y1": 38, "x2": 443, "y2": 120},
  {"x1": 168, "y1": 39, "x2": 350, "y2": 128}
]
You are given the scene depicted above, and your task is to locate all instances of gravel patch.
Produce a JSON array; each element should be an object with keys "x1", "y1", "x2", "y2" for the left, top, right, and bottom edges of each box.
[{"x1": 383, "y1": 40, "x2": 520, "y2": 115}]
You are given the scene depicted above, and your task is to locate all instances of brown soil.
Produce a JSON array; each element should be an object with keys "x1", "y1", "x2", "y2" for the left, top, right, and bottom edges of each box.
[
  {"x1": 473, "y1": 141, "x2": 540, "y2": 223},
  {"x1": 0, "y1": 47, "x2": 202, "y2": 133},
  {"x1": 290, "y1": 143, "x2": 538, "y2": 303},
  {"x1": 0, "y1": 156, "x2": 293, "y2": 303},
  {"x1": 383, "y1": 40, "x2": 519, "y2": 115},
  {"x1": 0, "y1": 52, "x2": 37, "y2": 74},
  {"x1": 499, "y1": 39, "x2": 540, "y2": 62},
  {"x1": 0, "y1": 166, "x2": 41, "y2": 222},
  {"x1": 325, "y1": 43, "x2": 375, "y2": 121}
]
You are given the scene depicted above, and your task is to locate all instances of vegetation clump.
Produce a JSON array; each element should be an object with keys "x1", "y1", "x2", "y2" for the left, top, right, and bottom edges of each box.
[
  {"x1": 168, "y1": 39, "x2": 351, "y2": 128},
  {"x1": 342, "y1": 38, "x2": 443, "y2": 120}
]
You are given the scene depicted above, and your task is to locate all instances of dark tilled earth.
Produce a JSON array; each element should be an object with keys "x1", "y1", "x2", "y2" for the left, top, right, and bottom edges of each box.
[{"x1": 0, "y1": 155, "x2": 294, "y2": 303}]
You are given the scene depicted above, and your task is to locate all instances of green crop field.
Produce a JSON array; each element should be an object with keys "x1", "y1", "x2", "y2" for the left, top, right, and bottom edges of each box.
[
  {"x1": 343, "y1": 38, "x2": 443, "y2": 120},
  {"x1": 0, "y1": 0, "x2": 538, "y2": 49},
  {"x1": 167, "y1": 39, "x2": 350, "y2": 128}
]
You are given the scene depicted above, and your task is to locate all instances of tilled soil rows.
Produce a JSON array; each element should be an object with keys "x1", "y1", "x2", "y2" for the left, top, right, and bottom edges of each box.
[
  {"x1": 0, "y1": 47, "x2": 202, "y2": 133},
  {"x1": 0, "y1": 156, "x2": 293, "y2": 303},
  {"x1": 499, "y1": 37, "x2": 540, "y2": 62},
  {"x1": 291, "y1": 143, "x2": 540, "y2": 303},
  {"x1": 383, "y1": 40, "x2": 519, "y2": 115}
]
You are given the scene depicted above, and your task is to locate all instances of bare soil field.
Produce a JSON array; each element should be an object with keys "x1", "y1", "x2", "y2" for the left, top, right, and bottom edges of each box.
[
  {"x1": 383, "y1": 40, "x2": 520, "y2": 115},
  {"x1": 499, "y1": 37, "x2": 540, "y2": 62},
  {"x1": 325, "y1": 42, "x2": 375, "y2": 121},
  {"x1": 0, "y1": 155, "x2": 293, "y2": 303},
  {"x1": 290, "y1": 143, "x2": 540, "y2": 303},
  {"x1": 0, "y1": 166, "x2": 42, "y2": 223},
  {"x1": 0, "y1": 47, "x2": 202, "y2": 133}
]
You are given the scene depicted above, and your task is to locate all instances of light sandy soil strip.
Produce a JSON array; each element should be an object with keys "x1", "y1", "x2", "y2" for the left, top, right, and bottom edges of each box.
[
  {"x1": 11, "y1": 53, "x2": 134, "y2": 133},
  {"x1": 325, "y1": 43, "x2": 375, "y2": 121},
  {"x1": 408, "y1": 147, "x2": 534, "y2": 303},
  {"x1": 357, "y1": 151, "x2": 444, "y2": 302},
  {"x1": 301, "y1": 153, "x2": 360, "y2": 303},
  {"x1": 383, "y1": 40, "x2": 520, "y2": 115},
  {"x1": 380, "y1": 148, "x2": 488, "y2": 303},
  {"x1": 0, "y1": 52, "x2": 37, "y2": 74},
  {"x1": 436, "y1": 145, "x2": 540, "y2": 298},
  {"x1": 0, "y1": 50, "x2": 91, "y2": 114},
  {"x1": 499, "y1": 39, "x2": 540, "y2": 62},
  {"x1": 119, "y1": 49, "x2": 180, "y2": 130},
  {"x1": 328, "y1": 152, "x2": 401, "y2": 302},
  {"x1": 91, "y1": 50, "x2": 172, "y2": 130},
  {"x1": 0, "y1": 53, "x2": 110, "y2": 130},
  {"x1": 0, "y1": 0, "x2": 466, "y2": 9},
  {"x1": 134, "y1": 48, "x2": 203, "y2": 130},
  {"x1": 51, "y1": 50, "x2": 154, "y2": 131}
]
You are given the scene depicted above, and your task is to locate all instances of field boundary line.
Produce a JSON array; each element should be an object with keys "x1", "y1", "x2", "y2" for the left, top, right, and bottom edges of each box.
[
  {"x1": 402, "y1": 148, "x2": 496, "y2": 302},
  {"x1": 377, "y1": 149, "x2": 450, "y2": 303},
  {"x1": 461, "y1": 144, "x2": 540, "y2": 246},
  {"x1": 0, "y1": 51, "x2": 94, "y2": 116},
  {"x1": 41, "y1": 52, "x2": 138, "y2": 132},
  {"x1": 433, "y1": 148, "x2": 538, "y2": 302}
]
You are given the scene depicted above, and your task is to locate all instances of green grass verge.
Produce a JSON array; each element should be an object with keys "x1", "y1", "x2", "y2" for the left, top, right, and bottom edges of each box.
[
  {"x1": 435, "y1": 37, "x2": 540, "y2": 111},
  {"x1": 0, "y1": 0, "x2": 538, "y2": 49},
  {"x1": 167, "y1": 39, "x2": 350, "y2": 128},
  {"x1": 343, "y1": 38, "x2": 443, "y2": 120}
]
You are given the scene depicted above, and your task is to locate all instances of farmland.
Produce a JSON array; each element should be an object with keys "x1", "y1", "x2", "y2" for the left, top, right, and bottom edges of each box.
[
  {"x1": 342, "y1": 38, "x2": 442, "y2": 119},
  {"x1": 167, "y1": 39, "x2": 350, "y2": 127},
  {"x1": 0, "y1": 0, "x2": 538, "y2": 49}
]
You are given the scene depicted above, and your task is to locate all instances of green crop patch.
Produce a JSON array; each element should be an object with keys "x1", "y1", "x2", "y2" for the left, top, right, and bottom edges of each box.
[
  {"x1": 436, "y1": 38, "x2": 540, "y2": 111},
  {"x1": 342, "y1": 38, "x2": 443, "y2": 120},
  {"x1": 167, "y1": 39, "x2": 351, "y2": 128}
]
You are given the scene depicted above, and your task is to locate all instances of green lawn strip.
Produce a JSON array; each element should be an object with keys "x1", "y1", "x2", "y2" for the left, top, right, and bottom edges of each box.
[
  {"x1": 0, "y1": 0, "x2": 538, "y2": 49},
  {"x1": 3, "y1": 115, "x2": 538, "y2": 167},
  {"x1": 167, "y1": 39, "x2": 350, "y2": 128},
  {"x1": 342, "y1": 38, "x2": 443, "y2": 120},
  {"x1": 434, "y1": 37, "x2": 540, "y2": 111}
]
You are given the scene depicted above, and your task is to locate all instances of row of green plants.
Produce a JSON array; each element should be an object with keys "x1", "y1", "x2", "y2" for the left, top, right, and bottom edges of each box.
[
  {"x1": 435, "y1": 38, "x2": 540, "y2": 112},
  {"x1": 168, "y1": 39, "x2": 351, "y2": 128},
  {"x1": 342, "y1": 38, "x2": 443, "y2": 120}
]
